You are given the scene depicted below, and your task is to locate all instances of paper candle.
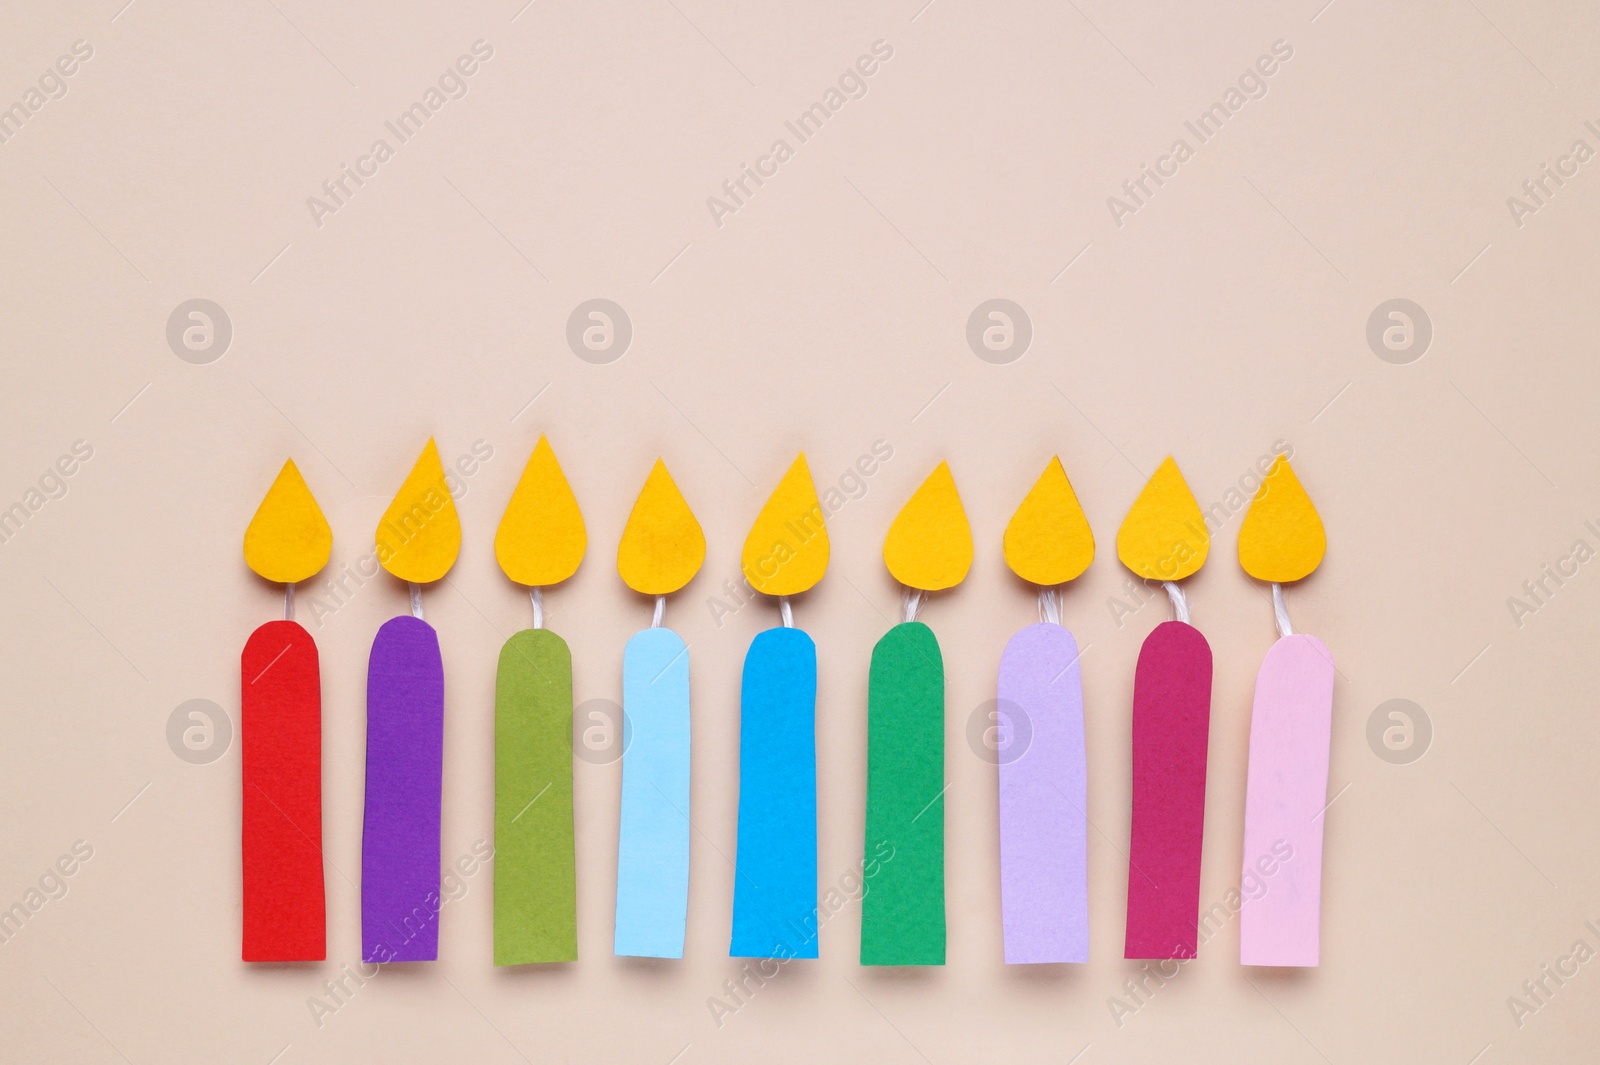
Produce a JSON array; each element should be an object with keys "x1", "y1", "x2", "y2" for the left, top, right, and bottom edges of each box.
[
  {"x1": 997, "y1": 457, "x2": 1094, "y2": 964},
  {"x1": 861, "y1": 462, "x2": 972, "y2": 967},
  {"x1": 730, "y1": 453, "x2": 827, "y2": 959},
  {"x1": 241, "y1": 459, "x2": 330, "y2": 962},
  {"x1": 492, "y1": 435, "x2": 585, "y2": 965},
  {"x1": 362, "y1": 439, "x2": 461, "y2": 964},
  {"x1": 1117, "y1": 456, "x2": 1213, "y2": 961},
  {"x1": 1238, "y1": 456, "x2": 1334, "y2": 967},
  {"x1": 613, "y1": 459, "x2": 704, "y2": 958}
]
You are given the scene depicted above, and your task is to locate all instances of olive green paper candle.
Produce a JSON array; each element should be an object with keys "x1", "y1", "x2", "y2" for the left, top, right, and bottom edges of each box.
[
  {"x1": 495, "y1": 629, "x2": 577, "y2": 963},
  {"x1": 492, "y1": 436, "x2": 587, "y2": 965}
]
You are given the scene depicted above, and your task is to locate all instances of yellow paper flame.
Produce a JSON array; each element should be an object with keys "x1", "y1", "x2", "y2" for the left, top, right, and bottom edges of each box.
[
  {"x1": 495, "y1": 435, "x2": 586, "y2": 586},
  {"x1": 617, "y1": 459, "x2": 705, "y2": 595},
  {"x1": 1238, "y1": 455, "x2": 1325, "y2": 582},
  {"x1": 883, "y1": 461, "x2": 972, "y2": 591},
  {"x1": 243, "y1": 458, "x2": 331, "y2": 583},
  {"x1": 376, "y1": 438, "x2": 461, "y2": 583},
  {"x1": 1004, "y1": 456, "x2": 1094, "y2": 585},
  {"x1": 1116, "y1": 456, "x2": 1207, "y2": 581},
  {"x1": 742, "y1": 452, "x2": 828, "y2": 596}
]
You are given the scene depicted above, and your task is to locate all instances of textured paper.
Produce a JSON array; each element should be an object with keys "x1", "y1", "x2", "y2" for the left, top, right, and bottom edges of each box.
[
  {"x1": 617, "y1": 459, "x2": 705, "y2": 595},
  {"x1": 243, "y1": 459, "x2": 331, "y2": 583},
  {"x1": 1238, "y1": 456, "x2": 1326, "y2": 583},
  {"x1": 361, "y1": 615, "x2": 445, "y2": 963},
  {"x1": 1125, "y1": 620, "x2": 1213, "y2": 960},
  {"x1": 998, "y1": 622, "x2": 1087, "y2": 964},
  {"x1": 1003, "y1": 456, "x2": 1094, "y2": 585},
  {"x1": 883, "y1": 462, "x2": 972, "y2": 592},
  {"x1": 731, "y1": 627, "x2": 819, "y2": 959},
  {"x1": 495, "y1": 435, "x2": 586, "y2": 587},
  {"x1": 241, "y1": 619, "x2": 325, "y2": 961},
  {"x1": 741, "y1": 453, "x2": 828, "y2": 596},
  {"x1": 614, "y1": 627, "x2": 692, "y2": 958},
  {"x1": 376, "y1": 439, "x2": 461, "y2": 584},
  {"x1": 1240, "y1": 635, "x2": 1336, "y2": 966},
  {"x1": 861, "y1": 621, "x2": 945, "y2": 966},
  {"x1": 494, "y1": 628, "x2": 578, "y2": 964},
  {"x1": 1116, "y1": 456, "x2": 1208, "y2": 581}
]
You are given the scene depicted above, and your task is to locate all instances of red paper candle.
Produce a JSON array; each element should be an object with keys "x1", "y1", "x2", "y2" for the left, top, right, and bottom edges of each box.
[{"x1": 240, "y1": 459, "x2": 331, "y2": 962}]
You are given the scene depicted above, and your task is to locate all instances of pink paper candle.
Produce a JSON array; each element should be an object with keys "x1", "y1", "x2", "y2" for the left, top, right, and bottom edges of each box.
[{"x1": 1237, "y1": 456, "x2": 1334, "y2": 967}]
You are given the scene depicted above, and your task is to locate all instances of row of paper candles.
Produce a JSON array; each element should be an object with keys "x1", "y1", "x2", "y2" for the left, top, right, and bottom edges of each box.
[{"x1": 241, "y1": 440, "x2": 1332, "y2": 968}]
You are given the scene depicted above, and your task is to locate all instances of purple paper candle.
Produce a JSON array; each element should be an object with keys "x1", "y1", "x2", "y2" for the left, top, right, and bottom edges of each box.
[
  {"x1": 362, "y1": 615, "x2": 445, "y2": 963},
  {"x1": 360, "y1": 439, "x2": 460, "y2": 964}
]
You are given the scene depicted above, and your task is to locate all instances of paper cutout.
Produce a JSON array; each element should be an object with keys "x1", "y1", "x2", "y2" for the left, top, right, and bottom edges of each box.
[
  {"x1": 617, "y1": 460, "x2": 705, "y2": 595},
  {"x1": 495, "y1": 436, "x2": 586, "y2": 587},
  {"x1": 244, "y1": 459, "x2": 331, "y2": 583},
  {"x1": 495, "y1": 629, "x2": 578, "y2": 964},
  {"x1": 730, "y1": 628, "x2": 819, "y2": 959},
  {"x1": 998, "y1": 622, "x2": 1087, "y2": 964},
  {"x1": 361, "y1": 615, "x2": 445, "y2": 963},
  {"x1": 1240, "y1": 635, "x2": 1335, "y2": 966},
  {"x1": 741, "y1": 453, "x2": 829, "y2": 596},
  {"x1": 241, "y1": 620, "x2": 325, "y2": 961},
  {"x1": 1125, "y1": 621, "x2": 1213, "y2": 959},
  {"x1": 884, "y1": 462, "x2": 972, "y2": 591},
  {"x1": 1003, "y1": 457, "x2": 1094, "y2": 586},
  {"x1": 1238, "y1": 456, "x2": 1325, "y2": 583},
  {"x1": 614, "y1": 628, "x2": 692, "y2": 958},
  {"x1": 1116, "y1": 457, "x2": 1208, "y2": 581},
  {"x1": 861, "y1": 621, "x2": 945, "y2": 965},
  {"x1": 376, "y1": 439, "x2": 461, "y2": 584}
]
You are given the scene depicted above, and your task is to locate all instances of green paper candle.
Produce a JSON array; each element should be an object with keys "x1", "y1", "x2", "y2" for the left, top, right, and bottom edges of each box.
[
  {"x1": 491, "y1": 436, "x2": 585, "y2": 964},
  {"x1": 860, "y1": 462, "x2": 973, "y2": 966}
]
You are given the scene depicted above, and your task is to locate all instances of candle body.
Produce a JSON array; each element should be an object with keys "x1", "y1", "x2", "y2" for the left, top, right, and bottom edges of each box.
[
  {"x1": 861, "y1": 621, "x2": 945, "y2": 966},
  {"x1": 1125, "y1": 620, "x2": 1213, "y2": 960},
  {"x1": 1240, "y1": 634, "x2": 1335, "y2": 966},
  {"x1": 731, "y1": 627, "x2": 818, "y2": 959},
  {"x1": 362, "y1": 615, "x2": 445, "y2": 963},
  {"x1": 614, "y1": 627, "x2": 691, "y2": 958},
  {"x1": 494, "y1": 628, "x2": 578, "y2": 964},
  {"x1": 998, "y1": 622, "x2": 1087, "y2": 964},
  {"x1": 241, "y1": 619, "x2": 325, "y2": 961}
]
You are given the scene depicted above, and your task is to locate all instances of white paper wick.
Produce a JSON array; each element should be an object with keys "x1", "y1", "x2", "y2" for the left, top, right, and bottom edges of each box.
[
  {"x1": 284, "y1": 581, "x2": 295, "y2": 621},
  {"x1": 779, "y1": 595, "x2": 794, "y2": 628},
  {"x1": 531, "y1": 586, "x2": 544, "y2": 629},
  {"x1": 1163, "y1": 580, "x2": 1190, "y2": 624},
  {"x1": 409, "y1": 582, "x2": 425, "y2": 620},
  {"x1": 1037, "y1": 585, "x2": 1061, "y2": 626},
  {"x1": 900, "y1": 587, "x2": 925, "y2": 624},
  {"x1": 1271, "y1": 581, "x2": 1294, "y2": 639},
  {"x1": 651, "y1": 595, "x2": 666, "y2": 629}
]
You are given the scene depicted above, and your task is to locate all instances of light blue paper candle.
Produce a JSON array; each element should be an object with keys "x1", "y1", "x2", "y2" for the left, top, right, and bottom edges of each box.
[
  {"x1": 613, "y1": 458, "x2": 704, "y2": 959},
  {"x1": 614, "y1": 627, "x2": 692, "y2": 958}
]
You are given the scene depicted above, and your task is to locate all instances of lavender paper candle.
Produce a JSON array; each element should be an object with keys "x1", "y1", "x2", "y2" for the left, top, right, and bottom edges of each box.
[
  {"x1": 998, "y1": 623, "x2": 1088, "y2": 963},
  {"x1": 997, "y1": 457, "x2": 1095, "y2": 964}
]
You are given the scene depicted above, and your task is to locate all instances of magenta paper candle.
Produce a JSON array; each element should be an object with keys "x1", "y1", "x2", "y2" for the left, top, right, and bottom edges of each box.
[{"x1": 1117, "y1": 457, "x2": 1214, "y2": 961}]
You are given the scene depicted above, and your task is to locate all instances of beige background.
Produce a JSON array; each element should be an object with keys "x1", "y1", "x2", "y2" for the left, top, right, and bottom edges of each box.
[{"x1": 2, "y1": 0, "x2": 1597, "y2": 1061}]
